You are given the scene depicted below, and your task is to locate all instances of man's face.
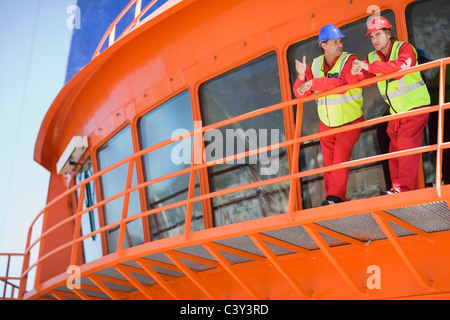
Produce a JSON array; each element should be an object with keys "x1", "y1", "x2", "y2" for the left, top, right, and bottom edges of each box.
[
  {"x1": 321, "y1": 38, "x2": 343, "y2": 58},
  {"x1": 369, "y1": 30, "x2": 390, "y2": 52}
]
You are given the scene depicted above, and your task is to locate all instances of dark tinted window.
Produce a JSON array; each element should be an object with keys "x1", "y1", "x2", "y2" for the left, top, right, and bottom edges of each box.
[
  {"x1": 97, "y1": 125, "x2": 143, "y2": 252},
  {"x1": 139, "y1": 90, "x2": 204, "y2": 240},
  {"x1": 199, "y1": 52, "x2": 289, "y2": 226}
]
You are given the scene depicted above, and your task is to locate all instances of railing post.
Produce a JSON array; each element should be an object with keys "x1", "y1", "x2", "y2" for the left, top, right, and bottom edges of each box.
[
  {"x1": 108, "y1": 25, "x2": 116, "y2": 46},
  {"x1": 117, "y1": 159, "x2": 135, "y2": 256},
  {"x1": 135, "y1": 0, "x2": 142, "y2": 21},
  {"x1": 19, "y1": 208, "x2": 43, "y2": 299},
  {"x1": 70, "y1": 184, "x2": 86, "y2": 266},
  {"x1": 436, "y1": 60, "x2": 447, "y2": 197},
  {"x1": 287, "y1": 101, "x2": 303, "y2": 222},
  {"x1": 185, "y1": 121, "x2": 202, "y2": 240},
  {"x1": 2, "y1": 255, "x2": 11, "y2": 299}
]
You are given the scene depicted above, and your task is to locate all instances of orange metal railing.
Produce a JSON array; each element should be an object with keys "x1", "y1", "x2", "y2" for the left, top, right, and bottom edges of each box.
[
  {"x1": 10, "y1": 56, "x2": 450, "y2": 299},
  {"x1": 0, "y1": 253, "x2": 24, "y2": 300},
  {"x1": 93, "y1": 0, "x2": 164, "y2": 59}
]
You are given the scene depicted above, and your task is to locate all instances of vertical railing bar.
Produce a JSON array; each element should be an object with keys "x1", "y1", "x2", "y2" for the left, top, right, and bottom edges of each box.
[
  {"x1": 94, "y1": 0, "x2": 137, "y2": 57},
  {"x1": 117, "y1": 158, "x2": 135, "y2": 256},
  {"x1": 135, "y1": 0, "x2": 142, "y2": 20},
  {"x1": 185, "y1": 121, "x2": 202, "y2": 240},
  {"x1": 288, "y1": 102, "x2": 303, "y2": 221},
  {"x1": 91, "y1": 152, "x2": 110, "y2": 257},
  {"x1": 30, "y1": 208, "x2": 46, "y2": 296},
  {"x1": 108, "y1": 25, "x2": 116, "y2": 46},
  {"x1": 71, "y1": 184, "x2": 86, "y2": 266},
  {"x1": 2, "y1": 255, "x2": 11, "y2": 299},
  {"x1": 19, "y1": 220, "x2": 34, "y2": 299},
  {"x1": 184, "y1": 167, "x2": 197, "y2": 241},
  {"x1": 12, "y1": 285, "x2": 17, "y2": 300},
  {"x1": 118, "y1": 0, "x2": 158, "y2": 40},
  {"x1": 436, "y1": 60, "x2": 446, "y2": 197}
]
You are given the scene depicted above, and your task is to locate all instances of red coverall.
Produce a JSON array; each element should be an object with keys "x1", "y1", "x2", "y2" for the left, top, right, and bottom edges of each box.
[
  {"x1": 346, "y1": 41, "x2": 429, "y2": 192},
  {"x1": 293, "y1": 55, "x2": 363, "y2": 202}
]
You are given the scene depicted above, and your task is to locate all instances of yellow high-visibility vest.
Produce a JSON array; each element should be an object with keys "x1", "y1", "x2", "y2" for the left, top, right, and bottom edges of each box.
[
  {"x1": 311, "y1": 52, "x2": 363, "y2": 127},
  {"x1": 367, "y1": 41, "x2": 430, "y2": 114}
]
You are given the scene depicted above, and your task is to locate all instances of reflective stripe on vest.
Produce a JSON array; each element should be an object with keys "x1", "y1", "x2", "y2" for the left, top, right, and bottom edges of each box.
[
  {"x1": 310, "y1": 52, "x2": 363, "y2": 127},
  {"x1": 367, "y1": 41, "x2": 430, "y2": 114}
]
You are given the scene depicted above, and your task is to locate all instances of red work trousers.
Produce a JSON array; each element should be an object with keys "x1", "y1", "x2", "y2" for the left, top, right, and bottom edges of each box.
[
  {"x1": 387, "y1": 111, "x2": 429, "y2": 192},
  {"x1": 319, "y1": 117, "x2": 364, "y2": 202}
]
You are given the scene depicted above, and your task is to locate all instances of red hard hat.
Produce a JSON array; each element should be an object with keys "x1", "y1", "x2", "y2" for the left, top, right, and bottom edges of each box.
[{"x1": 366, "y1": 16, "x2": 394, "y2": 36}]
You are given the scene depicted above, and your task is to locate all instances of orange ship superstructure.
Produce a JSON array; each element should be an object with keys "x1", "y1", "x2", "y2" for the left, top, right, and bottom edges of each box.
[{"x1": 1, "y1": 0, "x2": 450, "y2": 300}]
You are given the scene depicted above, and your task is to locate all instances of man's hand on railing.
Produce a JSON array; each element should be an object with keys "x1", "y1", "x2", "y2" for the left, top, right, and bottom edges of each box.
[
  {"x1": 299, "y1": 79, "x2": 313, "y2": 95},
  {"x1": 351, "y1": 60, "x2": 368, "y2": 75}
]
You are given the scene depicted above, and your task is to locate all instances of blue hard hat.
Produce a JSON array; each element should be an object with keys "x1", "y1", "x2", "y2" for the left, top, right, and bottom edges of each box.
[{"x1": 318, "y1": 24, "x2": 346, "y2": 43}]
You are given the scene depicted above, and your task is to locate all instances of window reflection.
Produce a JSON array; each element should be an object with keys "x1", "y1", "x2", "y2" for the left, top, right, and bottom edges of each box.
[
  {"x1": 199, "y1": 52, "x2": 289, "y2": 226},
  {"x1": 139, "y1": 90, "x2": 204, "y2": 240},
  {"x1": 97, "y1": 125, "x2": 143, "y2": 252},
  {"x1": 287, "y1": 11, "x2": 396, "y2": 208}
]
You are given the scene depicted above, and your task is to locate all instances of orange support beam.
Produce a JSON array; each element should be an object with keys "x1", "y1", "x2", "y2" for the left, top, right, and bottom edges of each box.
[
  {"x1": 164, "y1": 251, "x2": 219, "y2": 300},
  {"x1": 115, "y1": 265, "x2": 156, "y2": 300},
  {"x1": 88, "y1": 275, "x2": 123, "y2": 300},
  {"x1": 249, "y1": 234, "x2": 314, "y2": 299},
  {"x1": 203, "y1": 243, "x2": 264, "y2": 300},
  {"x1": 303, "y1": 225, "x2": 367, "y2": 295},
  {"x1": 371, "y1": 212, "x2": 434, "y2": 290},
  {"x1": 135, "y1": 258, "x2": 180, "y2": 299}
]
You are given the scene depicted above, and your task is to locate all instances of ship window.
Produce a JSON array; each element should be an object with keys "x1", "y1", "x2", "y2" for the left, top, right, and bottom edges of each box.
[
  {"x1": 406, "y1": 0, "x2": 450, "y2": 186},
  {"x1": 199, "y1": 51, "x2": 289, "y2": 227},
  {"x1": 97, "y1": 125, "x2": 143, "y2": 253},
  {"x1": 138, "y1": 90, "x2": 204, "y2": 240},
  {"x1": 75, "y1": 158, "x2": 102, "y2": 262},
  {"x1": 287, "y1": 11, "x2": 396, "y2": 208},
  {"x1": 406, "y1": 0, "x2": 450, "y2": 66}
]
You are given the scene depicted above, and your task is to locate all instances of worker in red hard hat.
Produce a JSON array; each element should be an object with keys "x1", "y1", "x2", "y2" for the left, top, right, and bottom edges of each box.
[
  {"x1": 293, "y1": 24, "x2": 364, "y2": 206},
  {"x1": 348, "y1": 16, "x2": 430, "y2": 194},
  {"x1": 365, "y1": 15, "x2": 394, "y2": 36}
]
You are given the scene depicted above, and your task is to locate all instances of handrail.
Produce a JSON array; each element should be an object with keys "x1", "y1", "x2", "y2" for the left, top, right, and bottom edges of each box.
[
  {"x1": 436, "y1": 59, "x2": 448, "y2": 197},
  {"x1": 93, "y1": 0, "x2": 139, "y2": 59},
  {"x1": 0, "y1": 253, "x2": 24, "y2": 300},
  {"x1": 19, "y1": 56, "x2": 450, "y2": 299},
  {"x1": 92, "y1": 0, "x2": 163, "y2": 59}
]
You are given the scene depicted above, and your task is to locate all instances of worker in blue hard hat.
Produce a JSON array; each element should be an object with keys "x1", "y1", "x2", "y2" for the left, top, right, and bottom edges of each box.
[
  {"x1": 293, "y1": 24, "x2": 364, "y2": 206},
  {"x1": 318, "y1": 23, "x2": 346, "y2": 49}
]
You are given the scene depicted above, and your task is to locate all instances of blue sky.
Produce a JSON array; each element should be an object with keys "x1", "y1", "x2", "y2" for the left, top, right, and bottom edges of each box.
[{"x1": 0, "y1": 0, "x2": 77, "y2": 256}]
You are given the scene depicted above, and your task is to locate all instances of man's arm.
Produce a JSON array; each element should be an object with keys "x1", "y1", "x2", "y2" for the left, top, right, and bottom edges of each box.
[
  {"x1": 346, "y1": 56, "x2": 374, "y2": 85},
  {"x1": 311, "y1": 55, "x2": 363, "y2": 91},
  {"x1": 361, "y1": 43, "x2": 417, "y2": 75},
  {"x1": 293, "y1": 61, "x2": 314, "y2": 98}
]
